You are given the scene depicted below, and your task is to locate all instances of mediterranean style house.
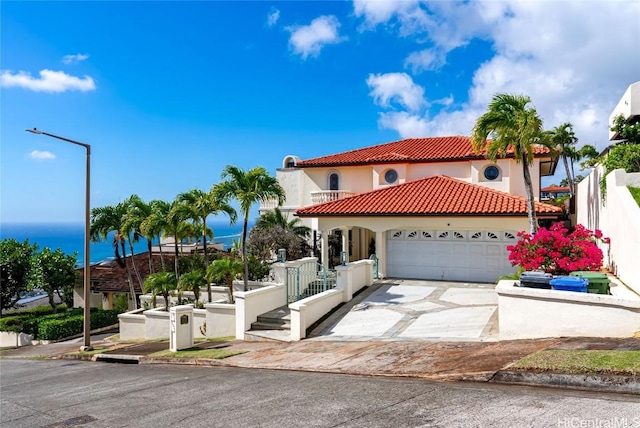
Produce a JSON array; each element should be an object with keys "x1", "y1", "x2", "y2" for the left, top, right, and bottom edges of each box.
[{"x1": 260, "y1": 136, "x2": 563, "y2": 283}]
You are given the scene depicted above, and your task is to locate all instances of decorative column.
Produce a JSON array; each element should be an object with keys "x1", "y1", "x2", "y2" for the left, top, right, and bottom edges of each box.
[{"x1": 321, "y1": 230, "x2": 330, "y2": 268}]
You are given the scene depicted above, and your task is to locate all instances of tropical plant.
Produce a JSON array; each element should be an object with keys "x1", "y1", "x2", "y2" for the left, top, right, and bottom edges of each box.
[
  {"x1": 120, "y1": 195, "x2": 145, "y2": 291},
  {"x1": 213, "y1": 165, "x2": 285, "y2": 291},
  {"x1": 165, "y1": 200, "x2": 191, "y2": 278},
  {"x1": 472, "y1": 93, "x2": 547, "y2": 234},
  {"x1": 143, "y1": 272, "x2": 177, "y2": 311},
  {"x1": 611, "y1": 113, "x2": 640, "y2": 144},
  {"x1": 507, "y1": 223, "x2": 609, "y2": 275},
  {"x1": 577, "y1": 144, "x2": 599, "y2": 169},
  {"x1": 176, "y1": 188, "x2": 237, "y2": 266},
  {"x1": 0, "y1": 239, "x2": 38, "y2": 313},
  {"x1": 29, "y1": 248, "x2": 78, "y2": 313},
  {"x1": 140, "y1": 199, "x2": 171, "y2": 272},
  {"x1": 178, "y1": 270, "x2": 206, "y2": 305},
  {"x1": 206, "y1": 257, "x2": 243, "y2": 303},
  {"x1": 91, "y1": 202, "x2": 138, "y2": 308},
  {"x1": 256, "y1": 207, "x2": 310, "y2": 239},
  {"x1": 124, "y1": 195, "x2": 155, "y2": 274},
  {"x1": 548, "y1": 123, "x2": 578, "y2": 197}
]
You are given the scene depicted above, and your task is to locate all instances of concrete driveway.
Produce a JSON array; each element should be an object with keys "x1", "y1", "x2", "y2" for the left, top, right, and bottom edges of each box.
[{"x1": 309, "y1": 279, "x2": 499, "y2": 341}]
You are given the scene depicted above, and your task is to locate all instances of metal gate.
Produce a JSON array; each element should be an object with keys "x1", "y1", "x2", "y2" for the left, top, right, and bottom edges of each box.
[
  {"x1": 286, "y1": 260, "x2": 335, "y2": 304},
  {"x1": 369, "y1": 254, "x2": 379, "y2": 279}
]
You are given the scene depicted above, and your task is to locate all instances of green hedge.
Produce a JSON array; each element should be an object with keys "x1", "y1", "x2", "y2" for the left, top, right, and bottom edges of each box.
[
  {"x1": 0, "y1": 308, "x2": 120, "y2": 341},
  {"x1": 38, "y1": 316, "x2": 84, "y2": 341}
]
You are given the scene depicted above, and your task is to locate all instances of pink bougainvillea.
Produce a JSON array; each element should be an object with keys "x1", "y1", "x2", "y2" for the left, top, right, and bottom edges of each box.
[{"x1": 507, "y1": 223, "x2": 608, "y2": 275}]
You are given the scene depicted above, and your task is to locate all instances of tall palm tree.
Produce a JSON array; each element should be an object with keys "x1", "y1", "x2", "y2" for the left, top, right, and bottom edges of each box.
[
  {"x1": 472, "y1": 93, "x2": 546, "y2": 234},
  {"x1": 176, "y1": 189, "x2": 237, "y2": 266},
  {"x1": 143, "y1": 272, "x2": 177, "y2": 311},
  {"x1": 548, "y1": 122, "x2": 578, "y2": 197},
  {"x1": 213, "y1": 165, "x2": 285, "y2": 291},
  {"x1": 124, "y1": 195, "x2": 155, "y2": 274},
  {"x1": 256, "y1": 207, "x2": 310, "y2": 239},
  {"x1": 121, "y1": 195, "x2": 145, "y2": 290},
  {"x1": 141, "y1": 199, "x2": 171, "y2": 272},
  {"x1": 90, "y1": 203, "x2": 138, "y2": 308},
  {"x1": 206, "y1": 257, "x2": 243, "y2": 303},
  {"x1": 165, "y1": 199, "x2": 190, "y2": 278}
]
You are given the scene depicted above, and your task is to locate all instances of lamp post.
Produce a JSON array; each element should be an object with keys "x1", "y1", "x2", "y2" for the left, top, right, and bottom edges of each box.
[{"x1": 25, "y1": 128, "x2": 93, "y2": 351}]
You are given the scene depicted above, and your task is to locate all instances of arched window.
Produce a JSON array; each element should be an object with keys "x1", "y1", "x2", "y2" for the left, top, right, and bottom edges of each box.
[{"x1": 329, "y1": 172, "x2": 340, "y2": 190}]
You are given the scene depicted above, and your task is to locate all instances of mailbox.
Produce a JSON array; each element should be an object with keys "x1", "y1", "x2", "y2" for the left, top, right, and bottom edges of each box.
[{"x1": 170, "y1": 305, "x2": 194, "y2": 352}]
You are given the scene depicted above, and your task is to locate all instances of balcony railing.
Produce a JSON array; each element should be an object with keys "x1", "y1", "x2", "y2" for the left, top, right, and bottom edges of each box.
[
  {"x1": 310, "y1": 190, "x2": 355, "y2": 204},
  {"x1": 259, "y1": 199, "x2": 280, "y2": 211}
]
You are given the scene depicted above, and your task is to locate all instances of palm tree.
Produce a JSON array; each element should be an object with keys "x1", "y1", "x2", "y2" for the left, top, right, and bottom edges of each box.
[
  {"x1": 141, "y1": 199, "x2": 171, "y2": 272},
  {"x1": 165, "y1": 199, "x2": 191, "y2": 278},
  {"x1": 206, "y1": 257, "x2": 243, "y2": 303},
  {"x1": 124, "y1": 195, "x2": 155, "y2": 274},
  {"x1": 213, "y1": 165, "x2": 285, "y2": 291},
  {"x1": 176, "y1": 189, "x2": 237, "y2": 266},
  {"x1": 90, "y1": 203, "x2": 138, "y2": 308},
  {"x1": 143, "y1": 272, "x2": 177, "y2": 311},
  {"x1": 256, "y1": 207, "x2": 310, "y2": 239},
  {"x1": 178, "y1": 270, "x2": 206, "y2": 306},
  {"x1": 120, "y1": 195, "x2": 145, "y2": 291},
  {"x1": 472, "y1": 93, "x2": 546, "y2": 234},
  {"x1": 548, "y1": 123, "x2": 578, "y2": 197}
]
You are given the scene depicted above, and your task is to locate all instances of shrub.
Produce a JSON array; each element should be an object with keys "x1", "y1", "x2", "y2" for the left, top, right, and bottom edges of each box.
[
  {"x1": 0, "y1": 307, "x2": 119, "y2": 340},
  {"x1": 38, "y1": 316, "x2": 84, "y2": 341},
  {"x1": 89, "y1": 308, "x2": 119, "y2": 329},
  {"x1": 507, "y1": 223, "x2": 608, "y2": 275}
]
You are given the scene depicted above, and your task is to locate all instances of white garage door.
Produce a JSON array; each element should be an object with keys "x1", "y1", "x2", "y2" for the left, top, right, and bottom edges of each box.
[{"x1": 386, "y1": 229, "x2": 518, "y2": 283}]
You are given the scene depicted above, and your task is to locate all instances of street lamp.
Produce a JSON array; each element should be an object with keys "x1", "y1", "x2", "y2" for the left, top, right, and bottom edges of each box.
[{"x1": 25, "y1": 128, "x2": 93, "y2": 351}]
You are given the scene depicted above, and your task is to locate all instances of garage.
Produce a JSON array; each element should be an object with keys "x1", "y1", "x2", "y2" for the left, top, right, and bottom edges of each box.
[{"x1": 386, "y1": 229, "x2": 518, "y2": 283}]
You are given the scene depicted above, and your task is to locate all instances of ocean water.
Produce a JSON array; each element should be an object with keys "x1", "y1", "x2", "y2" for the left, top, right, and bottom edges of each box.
[{"x1": 0, "y1": 221, "x2": 251, "y2": 266}]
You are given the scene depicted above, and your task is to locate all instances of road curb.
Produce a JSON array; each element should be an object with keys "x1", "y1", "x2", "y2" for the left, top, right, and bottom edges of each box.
[{"x1": 491, "y1": 370, "x2": 640, "y2": 395}]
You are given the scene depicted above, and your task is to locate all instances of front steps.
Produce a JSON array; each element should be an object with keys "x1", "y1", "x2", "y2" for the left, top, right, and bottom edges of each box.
[{"x1": 246, "y1": 305, "x2": 291, "y2": 342}]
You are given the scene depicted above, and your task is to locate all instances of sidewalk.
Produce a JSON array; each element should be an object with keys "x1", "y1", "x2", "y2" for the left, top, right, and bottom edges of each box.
[{"x1": 2, "y1": 334, "x2": 638, "y2": 395}]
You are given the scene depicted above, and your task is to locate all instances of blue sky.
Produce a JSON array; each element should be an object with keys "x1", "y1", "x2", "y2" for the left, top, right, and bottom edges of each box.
[{"x1": 2, "y1": 0, "x2": 639, "y2": 224}]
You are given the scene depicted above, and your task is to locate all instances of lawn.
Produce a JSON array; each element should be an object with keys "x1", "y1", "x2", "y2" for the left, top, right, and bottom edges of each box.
[
  {"x1": 628, "y1": 186, "x2": 640, "y2": 207},
  {"x1": 511, "y1": 350, "x2": 640, "y2": 376},
  {"x1": 150, "y1": 347, "x2": 245, "y2": 359}
]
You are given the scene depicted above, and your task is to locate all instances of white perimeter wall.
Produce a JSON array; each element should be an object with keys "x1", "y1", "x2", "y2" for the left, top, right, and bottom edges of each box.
[
  {"x1": 497, "y1": 280, "x2": 640, "y2": 339},
  {"x1": 576, "y1": 167, "x2": 640, "y2": 294}
]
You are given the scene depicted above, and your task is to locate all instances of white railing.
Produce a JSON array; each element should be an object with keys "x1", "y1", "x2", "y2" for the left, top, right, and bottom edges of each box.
[
  {"x1": 259, "y1": 199, "x2": 280, "y2": 211},
  {"x1": 310, "y1": 190, "x2": 355, "y2": 204}
]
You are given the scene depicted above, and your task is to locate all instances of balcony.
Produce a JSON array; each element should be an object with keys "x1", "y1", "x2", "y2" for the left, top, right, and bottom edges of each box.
[{"x1": 310, "y1": 190, "x2": 355, "y2": 205}]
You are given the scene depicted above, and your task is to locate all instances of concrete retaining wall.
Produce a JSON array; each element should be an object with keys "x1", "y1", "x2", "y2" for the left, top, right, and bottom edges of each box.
[{"x1": 496, "y1": 280, "x2": 640, "y2": 339}]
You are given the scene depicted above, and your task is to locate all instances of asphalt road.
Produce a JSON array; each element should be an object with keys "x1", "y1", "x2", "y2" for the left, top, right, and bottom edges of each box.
[{"x1": 1, "y1": 360, "x2": 639, "y2": 428}]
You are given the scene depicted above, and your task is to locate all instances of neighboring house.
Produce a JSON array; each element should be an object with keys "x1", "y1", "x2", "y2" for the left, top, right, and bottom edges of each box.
[
  {"x1": 540, "y1": 185, "x2": 571, "y2": 201},
  {"x1": 74, "y1": 253, "x2": 174, "y2": 309},
  {"x1": 261, "y1": 136, "x2": 563, "y2": 283}
]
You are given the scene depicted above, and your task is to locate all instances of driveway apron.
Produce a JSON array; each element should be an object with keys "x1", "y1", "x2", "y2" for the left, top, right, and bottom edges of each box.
[{"x1": 309, "y1": 279, "x2": 499, "y2": 341}]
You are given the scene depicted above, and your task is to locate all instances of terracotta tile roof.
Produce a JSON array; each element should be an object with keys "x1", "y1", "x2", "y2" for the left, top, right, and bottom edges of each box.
[
  {"x1": 77, "y1": 253, "x2": 176, "y2": 293},
  {"x1": 296, "y1": 176, "x2": 563, "y2": 217},
  {"x1": 541, "y1": 185, "x2": 570, "y2": 192},
  {"x1": 297, "y1": 136, "x2": 552, "y2": 167}
]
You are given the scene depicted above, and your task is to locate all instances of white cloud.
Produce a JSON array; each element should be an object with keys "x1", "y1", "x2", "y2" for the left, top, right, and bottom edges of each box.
[
  {"x1": 28, "y1": 150, "x2": 56, "y2": 161},
  {"x1": 353, "y1": 0, "x2": 421, "y2": 29},
  {"x1": 287, "y1": 15, "x2": 344, "y2": 59},
  {"x1": 267, "y1": 7, "x2": 280, "y2": 27},
  {"x1": 62, "y1": 53, "x2": 89, "y2": 64},
  {"x1": 359, "y1": 0, "x2": 640, "y2": 150},
  {"x1": 366, "y1": 72, "x2": 425, "y2": 112},
  {"x1": 404, "y1": 48, "x2": 446, "y2": 74},
  {"x1": 0, "y1": 69, "x2": 96, "y2": 93}
]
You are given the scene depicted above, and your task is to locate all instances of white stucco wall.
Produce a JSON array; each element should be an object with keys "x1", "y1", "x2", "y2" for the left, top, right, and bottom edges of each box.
[
  {"x1": 204, "y1": 303, "x2": 236, "y2": 338},
  {"x1": 289, "y1": 289, "x2": 343, "y2": 341},
  {"x1": 118, "y1": 310, "x2": 146, "y2": 340},
  {"x1": 497, "y1": 280, "x2": 640, "y2": 339},
  {"x1": 576, "y1": 167, "x2": 640, "y2": 294},
  {"x1": 234, "y1": 281, "x2": 286, "y2": 340}
]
